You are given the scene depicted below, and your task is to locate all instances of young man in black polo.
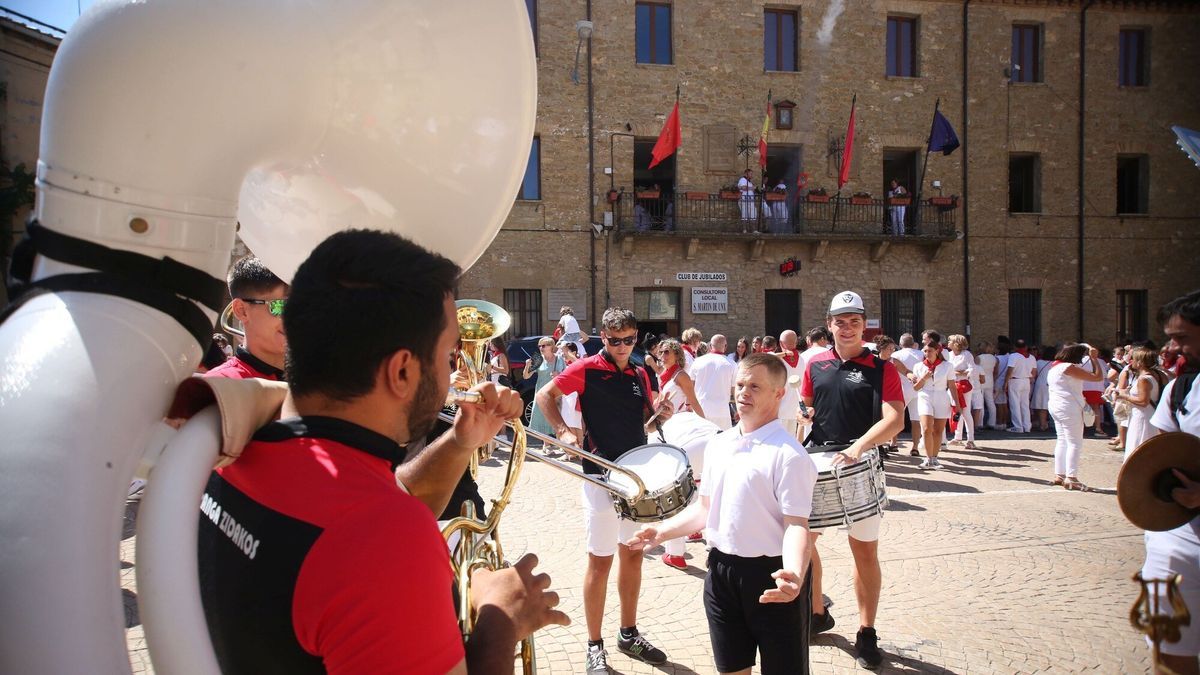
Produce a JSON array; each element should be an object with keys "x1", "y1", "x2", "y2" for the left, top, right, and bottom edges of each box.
[
  {"x1": 799, "y1": 290, "x2": 905, "y2": 670},
  {"x1": 206, "y1": 255, "x2": 288, "y2": 381},
  {"x1": 196, "y1": 230, "x2": 565, "y2": 673},
  {"x1": 535, "y1": 307, "x2": 675, "y2": 674}
]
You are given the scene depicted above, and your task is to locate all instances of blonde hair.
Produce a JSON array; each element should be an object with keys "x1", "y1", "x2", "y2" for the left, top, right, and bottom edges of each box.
[
  {"x1": 948, "y1": 334, "x2": 968, "y2": 349},
  {"x1": 681, "y1": 327, "x2": 703, "y2": 344},
  {"x1": 1128, "y1": 346, "x2": 1158, "y2": 371}
]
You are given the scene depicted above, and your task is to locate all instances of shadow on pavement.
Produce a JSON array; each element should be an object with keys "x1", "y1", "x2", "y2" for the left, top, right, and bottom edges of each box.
[
  {"x1": 123, "y1": 588, "x2": 140, "y2": 628},
  {"x1": 817, "y1": 633, "x2": 961, "y2": 674},
  {"x1": 884, "y1": 499, "x2": 928, "y2": 512},
  {"x1": 123, "y1": 499, "x2": 141, "y2": 540}
]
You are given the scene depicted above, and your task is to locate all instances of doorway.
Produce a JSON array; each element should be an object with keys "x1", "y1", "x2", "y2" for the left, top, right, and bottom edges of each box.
[
  {"x1": 882, "y1": 149, "x2": 919, "y2": 231},
  {"x1": 765, "y1": 290, "x2": 801, "y2": 338},
  {"x1": 765, "y1": 144, "x2": 803, "y2": 229}
]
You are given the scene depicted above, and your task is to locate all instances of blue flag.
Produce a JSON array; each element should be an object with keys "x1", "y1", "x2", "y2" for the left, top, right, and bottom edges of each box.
[{"x1": 928, "y1": 110, "x2": 960, "y2": 155}]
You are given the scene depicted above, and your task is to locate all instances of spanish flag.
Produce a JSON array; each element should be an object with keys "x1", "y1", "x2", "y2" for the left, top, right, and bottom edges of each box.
[{"x1": 758, "y1": 90, "x2": 771, "y2": 169}]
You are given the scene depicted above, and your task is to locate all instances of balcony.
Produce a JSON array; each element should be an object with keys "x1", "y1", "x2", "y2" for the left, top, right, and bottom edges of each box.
[{"x1": 612, "y1": 192, "x2": 958, "y2": 243}]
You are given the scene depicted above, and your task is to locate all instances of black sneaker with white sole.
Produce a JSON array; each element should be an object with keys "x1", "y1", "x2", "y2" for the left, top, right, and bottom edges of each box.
[
  {"x1": 616, "y1": 632, "x2": 667, "y2": 665},
  {"x1": 855, "y1": 626, "x2": 883, "y2": 669}
]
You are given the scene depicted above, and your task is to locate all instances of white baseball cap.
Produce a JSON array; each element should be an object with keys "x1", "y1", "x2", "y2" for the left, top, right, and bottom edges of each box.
[{"x1": 829, "y1": 290, "x2": 866, "y2": 315}]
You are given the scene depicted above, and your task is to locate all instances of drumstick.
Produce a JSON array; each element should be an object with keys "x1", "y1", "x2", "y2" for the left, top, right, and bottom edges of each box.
[{"x1": 646, "y1": 389, "x2": 674, "y2": 426}]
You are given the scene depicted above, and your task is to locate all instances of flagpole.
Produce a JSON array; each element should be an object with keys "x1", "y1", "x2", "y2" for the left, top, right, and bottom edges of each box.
[
  {"x1": 913, "y1": 98, "x2": 940, "y2": 236},
  {"x1": 833, "y1": 93, "x2": 856, "y2": 233}
]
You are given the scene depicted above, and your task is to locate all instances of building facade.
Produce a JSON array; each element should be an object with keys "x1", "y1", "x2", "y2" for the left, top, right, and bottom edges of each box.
[{"x1": 460, "y1": 0, "x2": 1200, "y2": 349}]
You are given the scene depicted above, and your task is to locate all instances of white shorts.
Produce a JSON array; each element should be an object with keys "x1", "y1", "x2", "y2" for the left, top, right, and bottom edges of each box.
[
  {"x1": 917, "y1": 391, "x2": 952, "y2": 419},
  {"x1": 812, "y1": 513, "x2": 881, "y2": 543},
  {"x1": 582, "y1": 482, "x2": 640, "y2": 557},
  {"x1": 905, "y1": 395, "x2": 919, "y2": 421},
  {"x1": 971, "y1": 388, "x2": 984, "y2": 410},
  {"x1": 1143, "y1": 530, "x2": 1200, "y2": 656}
]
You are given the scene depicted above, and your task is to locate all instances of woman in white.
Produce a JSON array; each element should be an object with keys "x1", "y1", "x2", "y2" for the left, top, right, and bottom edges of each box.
[
  {"x1": 487, "y1": 337, "x2": 510, "y2": 385},
  {"x1": 1031, "y1": 346, "x2": 1053, "y2": 432},
  {"x1": 992, "y1": 349, "x2": 1010, "y2": 430},
  {"x1": 652, "y1": 339, "x2": 705, "y2": 569},
  {"x1": 727, "y1": 336, "x2": 750, "y2": 366},
  {"x1": 975, "y1": 341, "x2": 998, "y2": 430},
  {"x1": 557, "y1": 342, "x2": 584, "y2": 448},
  {"x1": 556, "y1": 305, "x2": 588, "y2": 356},
  {"x1": 1046, "y1": 344, "x2": 1105, "y2": 490},
  {"x1": 1115, "y1": 346, "x2": 1170, "y2": 460},
  {"x1": 910, "y1": 336, "x2": 955, "y2": 469},
  {"x1": 1107, "y1": 352, "x2": 1134, "y2": 453},
  {"x1": 947, "y1": 334, "x2": 977, "y2": 449}
]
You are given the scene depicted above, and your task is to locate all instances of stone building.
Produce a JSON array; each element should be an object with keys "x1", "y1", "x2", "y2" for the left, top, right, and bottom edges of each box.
[
  {"x1": 460, "y1": 0, "x2": 1200, "y2": 350},
  {"x1": 0, "y1": 10, "x2": 60, "y2": 305}
]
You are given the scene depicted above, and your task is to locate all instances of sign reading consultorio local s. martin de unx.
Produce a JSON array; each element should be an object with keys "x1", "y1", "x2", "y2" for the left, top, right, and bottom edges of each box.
[
  {"x1": 676, "y1": 272, "x2": 728, "y2": 282},
  {"x1": 691, "y1": 287, "x2": 728, "y2": 314}
]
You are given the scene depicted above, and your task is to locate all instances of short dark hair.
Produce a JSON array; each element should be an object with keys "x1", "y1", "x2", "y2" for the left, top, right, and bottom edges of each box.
[
  {"x1": 923, "y1": 330, "x2": 942, "y2": 347},
  {"x1": 874, "y1": 334, "x2": 895, "y2": 351},
  {"x1": 227, "y1": 255, "x2": 285, "y2": 299},
  {"x1": 284, "y1": 230, "x2": 460, "y2": 400},
  {"x1": 738, "y1": 352, "x2": 787, "y2": 387},
  {"x1": 1158, "y1": 289, "x2": 1200, "y2": 327},
  {"x1": 1055, "y1": 343, "x2": 1088, "y2": 364},
  {"x1": 807, "y1": 326, "x2": 832, "y2": 343}
]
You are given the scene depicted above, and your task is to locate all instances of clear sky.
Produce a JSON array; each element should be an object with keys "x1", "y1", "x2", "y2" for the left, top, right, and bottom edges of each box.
[{"x1": 3, "y1": 0, "x2": 98, "y2": 32}]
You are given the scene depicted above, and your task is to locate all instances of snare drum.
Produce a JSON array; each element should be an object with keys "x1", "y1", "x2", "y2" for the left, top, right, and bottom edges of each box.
[
  {"x1": 606, "y1": 443, "x2": 696, "y2": 522},
  {"x1": 809, "y1": 448, "x2": 888, "y2": 530}
]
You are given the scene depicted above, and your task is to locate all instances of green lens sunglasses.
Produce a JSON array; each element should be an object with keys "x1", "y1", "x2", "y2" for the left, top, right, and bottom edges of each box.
[{"x1": 240, "y1": 298, "x2": 286, "y2": 317}]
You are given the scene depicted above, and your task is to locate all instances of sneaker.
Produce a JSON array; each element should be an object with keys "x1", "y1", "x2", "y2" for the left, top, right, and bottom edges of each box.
[
  {"x1": 127, "y1": 479, "x2": 147, "y2": 498},
  {"x1": 810, "y1": 610, "x2": 836, "y2": 635},
  {"x1": 616, "y1": 632, "x2": 667, "y2": 665},
  {"x1": 661, "y1": 553, "x2": 687, "y2": 570},
  {"x1": 1007, "y1": 427, "x2": 1024, "y2": 434},
  {"x1": 918, "y1": 459, "x2": 932, "y2": 469},
  {"x1": 929, "y1": 458, "x2": 943, "y2": 470},
  {"x1": 585, "y1": 645, "x2": 611, "y2": 674},
  {"x1": 855, "y1": 627, "x2": 883, "y2": 669}
]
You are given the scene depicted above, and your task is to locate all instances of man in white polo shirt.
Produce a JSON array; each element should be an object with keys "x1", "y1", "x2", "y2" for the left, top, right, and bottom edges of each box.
[
  {"x1": 1005, "y1": 339, "x2": 1037, "y2": 433},
  {"x1": 628, "y1": 353, "x2": 818, "y2": 674},
  {"x1": 891, "y1": 333, "x2": 923, "y2": 454}
]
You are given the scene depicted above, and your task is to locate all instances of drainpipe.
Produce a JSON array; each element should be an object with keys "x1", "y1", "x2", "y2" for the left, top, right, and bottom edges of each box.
[
  {"x1": 586, "y1": 0, "x2": 597, "y2": 327},
  {"x1": 962, "y1": 0, "x2": 971, "y2": 337},
  {"x1": 1078, "y1": 1, "x2": 1094, "y2": 340}
]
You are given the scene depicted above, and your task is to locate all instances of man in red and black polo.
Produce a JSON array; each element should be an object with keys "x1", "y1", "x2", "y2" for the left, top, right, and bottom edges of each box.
[
  {"x1": 205, "y1": 255, "x2": 288, "y2": 381},
  {"x1": 197, "y1": 230, "x2": 566, "y2": 673},
  {"x1": 535, "y1": 307, "x2": 675, "y2": 674},
  {"x1": 800, "y1": 290, "x2": 905, "y2": 670}
]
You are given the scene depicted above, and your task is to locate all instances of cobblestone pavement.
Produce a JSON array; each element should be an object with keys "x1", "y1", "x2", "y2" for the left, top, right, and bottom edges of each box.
[{"x1": 122, "y1": 430, "x2": 1155, "y2": 674}]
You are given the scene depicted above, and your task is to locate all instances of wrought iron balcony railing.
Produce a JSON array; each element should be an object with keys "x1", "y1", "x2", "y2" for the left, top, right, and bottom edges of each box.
[{"x1": 613, "y1": 192, "x2": 958, "y2": 240}]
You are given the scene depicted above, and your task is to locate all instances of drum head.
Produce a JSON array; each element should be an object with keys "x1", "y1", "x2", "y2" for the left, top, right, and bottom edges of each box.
[{"x1": 609, "y1": 443, "x2": 688, "y2": 493}]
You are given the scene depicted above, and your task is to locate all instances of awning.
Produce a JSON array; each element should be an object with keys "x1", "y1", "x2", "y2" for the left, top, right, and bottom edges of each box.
[{"x1": 1172, "y1": 125, "x2": 1200, "y2": 169}]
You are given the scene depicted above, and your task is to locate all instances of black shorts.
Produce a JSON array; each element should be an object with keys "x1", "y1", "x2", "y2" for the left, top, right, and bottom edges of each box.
[{"x1": 704, "y1": 549, "x2": 810, "y2": 674}]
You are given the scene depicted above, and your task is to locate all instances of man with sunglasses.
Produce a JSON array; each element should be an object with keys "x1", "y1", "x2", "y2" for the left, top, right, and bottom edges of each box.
[
  {"x1": 535, "y1": 307, "x2": 676, "y2": 674},
  {"x1": 206, "y1": 255, "x2": 289, "y2": 381}
]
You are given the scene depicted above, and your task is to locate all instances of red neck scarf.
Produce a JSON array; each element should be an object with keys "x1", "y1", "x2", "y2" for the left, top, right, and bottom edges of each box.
[
  {"x1": 780, "y1": 350, "x2": 800, "y2": 367},
  {"x1": 682, "y1": 345, "x2": 696, "y2": 356},
  {"x1": 923, "y1": 357, "x2": 942, "y2": 369},
  {"x1": 658, "y1": 363, "x2": 681, "y2": 389},
  {"x1": 1015, "y1": 347, "x2": 1029, "y2": 357}
]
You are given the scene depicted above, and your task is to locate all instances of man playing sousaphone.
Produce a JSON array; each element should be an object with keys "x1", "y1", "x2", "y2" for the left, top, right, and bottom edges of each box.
[
  {"x1": 535, "y1": 307, "x2": 676, "y2": 674},
  {"x1": 196, "y1": 230, "x2": 567, "y2": 673}
]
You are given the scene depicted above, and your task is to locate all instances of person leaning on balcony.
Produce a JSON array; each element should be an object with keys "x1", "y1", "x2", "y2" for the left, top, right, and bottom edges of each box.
[
  {"x1": 738, "y1": 168, "x2": 758, "y2": 228},
  {"x1": 887, "y1": 180, "x2": 907, "y2": 236}
]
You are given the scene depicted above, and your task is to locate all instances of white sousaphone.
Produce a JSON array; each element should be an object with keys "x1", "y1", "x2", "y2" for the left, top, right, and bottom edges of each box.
[{"x1": 0, "y1": 1, "x2": 536, "y2": 673}]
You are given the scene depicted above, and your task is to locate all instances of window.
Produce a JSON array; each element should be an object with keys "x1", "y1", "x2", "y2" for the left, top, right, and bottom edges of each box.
[
  {"x1": 518, "y1": 136, "x2": 541, "y2": 201},
  {"x1": 636, "y1": 2, "x2": 672, "y2": 65},
  {"x1": 1008, "y1": 154, "x2": 1040, "y2": 213},
  {"x1": 886, "y1": 16, "x2": 918, "y2": 77},
  {"x1": 1008, "y1": 289, "x2": 1042, "y2": 345},
  {"x1": 881, "y1": 290, "x2": 924, "y2": 340},
  {"x1": 1117, "y1": 154, "x2": 1149, "y2": 214},
  {"x1": 1011, "y1": 24, "x2": 1042, "y2": 83},
  {"x1": 764, "y1": 9, "x2": 798, "y2": 72},
  {"x1": 526, "y1": 0, "x2": 538, "y2": 57},
  {"x1": 635, "y1": 288, "x2": 681, "y2": 339},
  {"x1": 1116, "y1": 290, "x2": 1148, "y2": 344},
  {"x1": 504, "y1": 289, "x2": 542, "y2": 338},
  {"x1": 1119, "y1": 28, "x2": 1148, "y2": 87}
]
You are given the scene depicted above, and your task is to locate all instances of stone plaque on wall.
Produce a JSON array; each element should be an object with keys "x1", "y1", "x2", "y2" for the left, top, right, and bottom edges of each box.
[
  {"x1": 547, "y1": 288, "x2": 587, "y2": 321},
  {"x1": 703, "y1": 124, "x2": 738, "y2": 174}
]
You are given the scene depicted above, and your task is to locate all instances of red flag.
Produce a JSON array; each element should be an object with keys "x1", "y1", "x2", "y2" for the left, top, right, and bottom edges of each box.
[
  {"x1": 648, "y1": 101, "x2": 681, "y2": 169},
  {"x1": 758, "y1": 97, "x2": 770, "y2": 169},
  {"x1": 838, "y1": 96, "x2": 857, "y2": 190}
]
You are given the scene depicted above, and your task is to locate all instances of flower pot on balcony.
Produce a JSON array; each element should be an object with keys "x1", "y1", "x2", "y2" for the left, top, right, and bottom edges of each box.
[
  {"x1": 765, "y1": 192, "x2": 787, "y2": 202},
  {"x1": 635, "y1": 190, "x2": 661, "y2": 199},
  {"x1": 719, "y1": 191, "x2": 741, "y2": 201},
  {"x1": 850, "y1": 196, "x2": 873, "y2": 206},
  {"x1": 930, "y1": 196, "x2": 956, "y2": 207},
  {"x1": 887, "y1": 197, "x2": 911, "y2": 206},
  {"x1": 805, "y1": 193, "x2": 830, "y2": 204}
]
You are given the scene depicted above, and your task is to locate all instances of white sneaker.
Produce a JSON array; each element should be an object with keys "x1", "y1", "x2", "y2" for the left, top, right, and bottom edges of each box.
[
  {"x1": 919, "y1": 459, "x2": 932, "y2": 469},
  {"x1": 930, "y1": 458, "x2": 943, "y2": 469}
]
